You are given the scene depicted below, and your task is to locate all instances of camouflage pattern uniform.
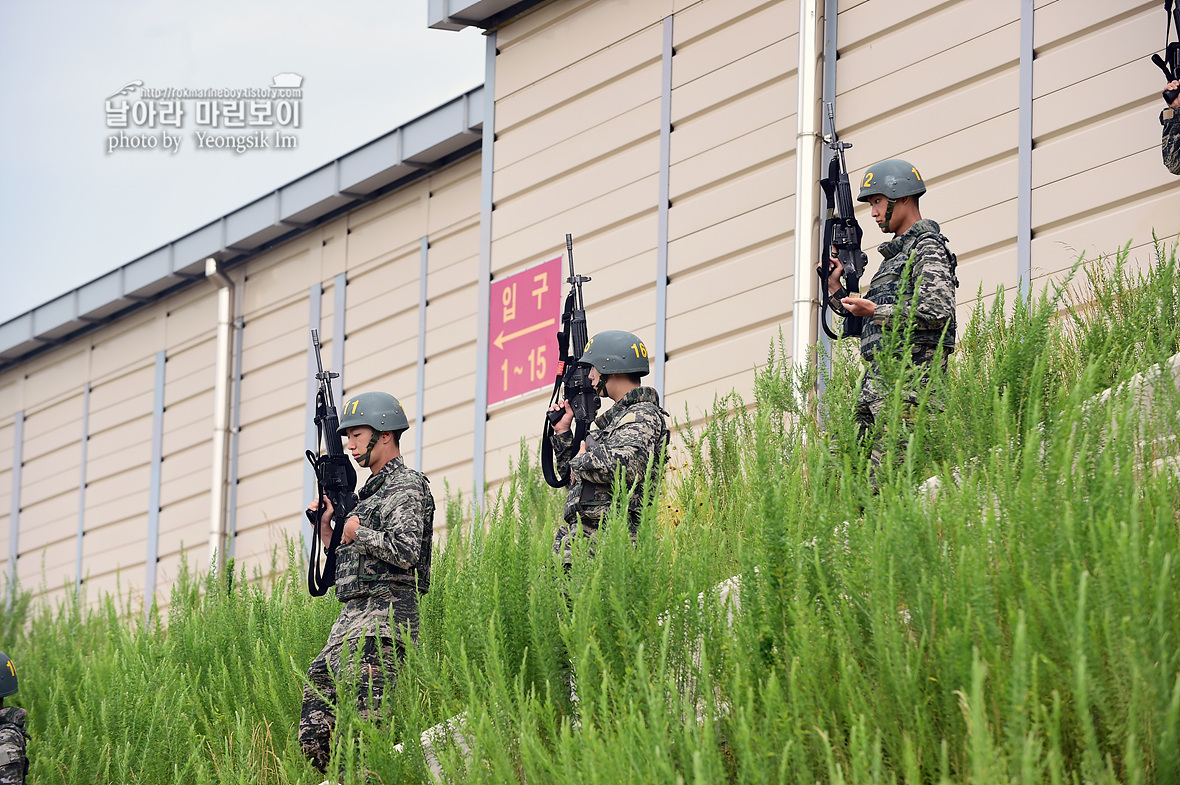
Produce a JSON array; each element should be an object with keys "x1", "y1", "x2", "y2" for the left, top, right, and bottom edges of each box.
[
  {"x1": 552, "y1": 386, "x2": 668, "y2": 563},
  {"x1": 831, "y1": 218, "x2": 957, "y2": 482},
  {"x1": 299, "y1": 455, "x2": 435, "y2": 774},
  {"x1": 0, "y1": 707, "x2": 29, "y2": 785},
  {"x1": 1163, "y1": 107, "x2": 1180, "y2": 175}
]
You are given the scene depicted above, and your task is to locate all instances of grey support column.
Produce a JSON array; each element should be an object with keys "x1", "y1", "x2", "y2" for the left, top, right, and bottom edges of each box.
[
  {"x1": 1017, "y1": 0, "x2": 1034, "y2": 300},
  {"x1": 473, "y1": 31, "x2": 497, "y2": 514},
  {"x1": 654, "y1": 15, "x2": 673, "y2": 401},
  {"x1": 227, "y1": 283, "x2": 244, "y2": 561},
  {"x1": 75, "y1": 383, "x2": 90, "y2": 597},
  {"x1": 333, "y1": 273, "x2": 347, "y2": 405},
  {"x1": 816, "y1": 0, "x2": 840, "y2": 405},
  {"x1": 416, "y1": 236, "x2": 429, "y2": 473},
  {"x1": 145, "y1": 350, "x2": 166, "y2": 617},
  {"x1": 6, "y1": 411, "x2": 23, "y2": 602},
  {"x1": 303, "y1": 283, "x2": 323, "y2": 552}
]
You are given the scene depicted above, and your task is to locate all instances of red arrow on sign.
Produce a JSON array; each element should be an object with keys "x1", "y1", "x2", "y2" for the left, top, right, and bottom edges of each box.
[{"x1": 492, "y1": 317, "x2": 556, "y2": 350}]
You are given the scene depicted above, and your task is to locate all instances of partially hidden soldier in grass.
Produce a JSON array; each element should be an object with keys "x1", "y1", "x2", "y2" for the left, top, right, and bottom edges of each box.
[
  {"x1": 0, "y1": 652, "x2": 29, "y2": 785},
  {"x1": 547, "y1": 330, "x2": 669, "y2": 564},
  {"x1": 826, "y1": 159, "x2": 958, "y2": 488},
  {"x1": 1162, "y1": 80, "x2": 1180, "y2": 175},
  {"x1": 301, "y1": 392, "x2": 434, "y2": 776}
]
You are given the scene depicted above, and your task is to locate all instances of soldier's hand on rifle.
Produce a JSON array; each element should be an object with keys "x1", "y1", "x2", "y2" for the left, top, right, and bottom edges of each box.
[
  {"x1": 827, "y1": 247, "x2": 844, "y2": 294},
  {"x1": 1169, "y1": 80, "x2": 1180, "y2": 108},
  {"x1": 308, "y1": 495, "x2": 336, "y2": 548},
  {"x1": 549, "y1": 400, "x2": 575, "y2": 434},
  {"x1": 840, "y1": 296, "x2": 876, "y2": 318}
]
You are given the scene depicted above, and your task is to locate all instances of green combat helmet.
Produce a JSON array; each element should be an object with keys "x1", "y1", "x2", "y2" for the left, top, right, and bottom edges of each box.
[
  {"x1": 858, "y1": 158, "x2": 926, "y2": 231},
  {"x1": 337, "y1": 391, "x2": 409, "y2": 466},
  {"x1": 0, "y1": 652, "x2": 16, "y2": 698},
  {"x1": 581, "y1": 330, "x2": 651, "y2": 377}
]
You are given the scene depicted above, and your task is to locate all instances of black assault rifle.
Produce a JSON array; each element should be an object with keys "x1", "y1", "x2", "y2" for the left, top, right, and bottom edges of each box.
[
  {"x1": 1152, "y1": 0, "x2": 1180, "y2": 104},
  {"x1": 541, "y1": 234, "x2": 600, "y2": 489},
  {"x1": 304, "y1": 329, "x2": 358, "y2": 597},
  {"x1": 817, "y1": 102, "x2": 867, "y2": 342}
]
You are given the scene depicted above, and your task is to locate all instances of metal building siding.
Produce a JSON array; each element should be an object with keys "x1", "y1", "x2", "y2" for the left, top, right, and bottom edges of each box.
[
  {"x1": 486, "y1": 0, "x2": 669, "y2": 495},
  {"x1": 832, "y1": 0, "x2": 1022, "y2": 320},
  {"x1": 663, "y1": 0, "x2": 800, "y2": 415},
  {"x1": 1029, "y1": 1, "x2": 1179, "y2": 283},
  {"x1": 233, "y1": 235, "x2": 327, "y2": 570}
]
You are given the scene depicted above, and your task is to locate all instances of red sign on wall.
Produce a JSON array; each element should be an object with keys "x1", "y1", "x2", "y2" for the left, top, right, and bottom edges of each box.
[{"x1": 488, "y1": 256, "x2": 563, "y2": 406}]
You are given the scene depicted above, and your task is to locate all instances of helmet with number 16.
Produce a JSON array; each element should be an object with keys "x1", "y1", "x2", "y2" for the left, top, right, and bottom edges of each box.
[{"x1": 580, "y1": 330, "x2": 651, "y2": 377}]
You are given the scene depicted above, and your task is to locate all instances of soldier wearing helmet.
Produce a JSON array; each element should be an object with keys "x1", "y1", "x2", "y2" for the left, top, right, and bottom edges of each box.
[
  {"x1": 547, "y1": 329, "x2": 669, "y2": 563},
  {"x1": 299, "y1": 391, "x2": 435, "y2": 776},
  {"x1": 826, "y1": 158, "x2": 959, "y2": 486},
  {"x1": 0, "y1": 651, "x2": 29, "y2": 784}
]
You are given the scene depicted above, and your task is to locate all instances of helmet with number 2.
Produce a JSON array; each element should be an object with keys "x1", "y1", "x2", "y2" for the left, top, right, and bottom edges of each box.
[
  {"x1": 857, "y1": 158, "x2": 926, "y2": 202},
  {"x1": 580, "y1": 330, "x2": 650, "y2": 377}
]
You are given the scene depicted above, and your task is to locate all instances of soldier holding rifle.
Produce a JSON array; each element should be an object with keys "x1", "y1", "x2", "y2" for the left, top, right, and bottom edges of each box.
[
  {"x1": 299, "y1": 381, "x2": 435, "y2": 775},
  {"x1": 826, "y1": 159, "x2": 958, "y2": 487}
]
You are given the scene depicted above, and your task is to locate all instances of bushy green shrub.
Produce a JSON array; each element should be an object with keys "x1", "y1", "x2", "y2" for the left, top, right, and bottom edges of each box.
[{"x1": 4, "y1": 239, "x2": 1179, "y2": 784}]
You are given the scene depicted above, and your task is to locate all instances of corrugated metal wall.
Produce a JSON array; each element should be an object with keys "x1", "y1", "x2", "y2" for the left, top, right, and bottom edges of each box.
[
  {"x1": 665, "y1": 0, "x2": 801, "y2": 414},
  {"x1": 485, "y1": 0, "x2": 668, "y2": 494},
  {"x1": 0, "y1": 155, "x2": 481, "y2": 605}
]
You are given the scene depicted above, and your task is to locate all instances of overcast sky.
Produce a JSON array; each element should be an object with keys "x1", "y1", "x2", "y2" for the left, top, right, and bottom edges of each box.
[{"x1": 0, "y1": 1, "x2": 486, "y2": 325}]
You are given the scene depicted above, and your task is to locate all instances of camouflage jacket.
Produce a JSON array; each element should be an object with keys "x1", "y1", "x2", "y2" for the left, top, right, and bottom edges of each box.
[
  {"x1": 553, "y1": 386, "x2": 668, "y2": 528},
  {"x1": 1164, "y1": 108, "x2": 1180, "y2": 175},
  {"x1": 832, "y1": 218, "x2": 958, "y2": 361},
  {"x1": 334, "y1": 455, "x2": 434, "y2": 608},
  {"x1": 0, "y1": 706, "x2": 28, "y2": 785}
]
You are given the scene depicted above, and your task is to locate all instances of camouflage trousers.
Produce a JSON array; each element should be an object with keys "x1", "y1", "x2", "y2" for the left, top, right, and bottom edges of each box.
[
  {"x1": 299, "y1": 632, "x2": 403, "y2": 774},
  {"x1": 856, "y1": 343, "x2": 947, "y2": 488},
  {"x1": 552, "y1": 514, "x2": 639, "y2": 565}
]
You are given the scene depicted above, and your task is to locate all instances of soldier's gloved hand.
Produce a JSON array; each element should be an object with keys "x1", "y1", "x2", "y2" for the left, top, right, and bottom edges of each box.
[{"x1": 549, "y1": 400, "x2": 574, "y2": 434}]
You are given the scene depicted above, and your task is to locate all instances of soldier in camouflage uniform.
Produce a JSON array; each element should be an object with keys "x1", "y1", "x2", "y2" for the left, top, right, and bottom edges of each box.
[
  {"x1": 1162, "y1": 81, "x2": 1180, "y2": 175},
  {"x1": 827, "y1": 159, "x2": 958, "y2": 486},
  {"x1": 548, "y1": 330, "x2": 669, "y2": 563},
  {"x1": 0, "y1": 652, "x2": 29, "y2": 785},
  {"x1": 300, "y1": 391, "x2": 434, "y2": 775}
]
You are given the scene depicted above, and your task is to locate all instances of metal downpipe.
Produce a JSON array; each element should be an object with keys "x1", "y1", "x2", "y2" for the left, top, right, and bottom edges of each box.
[
  {"x1": 792, "y1": 0, "x2": 823, "y2": 411},
  {"x1": 206, "y1": 258, "x2": 235, "y2": 574}
]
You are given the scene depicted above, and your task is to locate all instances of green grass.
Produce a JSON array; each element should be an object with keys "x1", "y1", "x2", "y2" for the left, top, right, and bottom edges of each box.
[{"x1": 3, "y1": 238, "x2": 1180, "y2": 784}]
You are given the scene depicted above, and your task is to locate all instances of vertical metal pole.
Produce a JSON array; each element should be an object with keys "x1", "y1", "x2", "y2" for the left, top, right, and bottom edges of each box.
[
  {"x1": 1017, "y1": 0, "x2": 1035, "y2": 300},
  {"x1": 76, "y1": 384, "x2": 90, "y2": 598},
  {"x1": 227, "y1": 283, "x2": 244, "y2": 561},
  {"x1": 816, "y1": 0, "x2": 839, "y2": 406},
  {"x1": 416, "y1": 236, "x2": 429, "y2": 473},
  {"x1": 6, "y1": 411, "x2": 23, "y2": 604},
  {"x1": 333, "y1": 272, "x2": 347, "y2": 405},
  {"x1": 145, "y1": 350, "x2": 166, "y2": 619},
  {"x1": 473, "y1": 31, "x2": 497, "y2": 514},
  {"x1": 654, "y1": 15, "x2": 673, "y2": 401},
  {"x1": 303, "y1": 283, "x2": 323, "y2": 553},
  {"x1": 793, "y1": 0, "x2": 823, "y2": 414}
]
